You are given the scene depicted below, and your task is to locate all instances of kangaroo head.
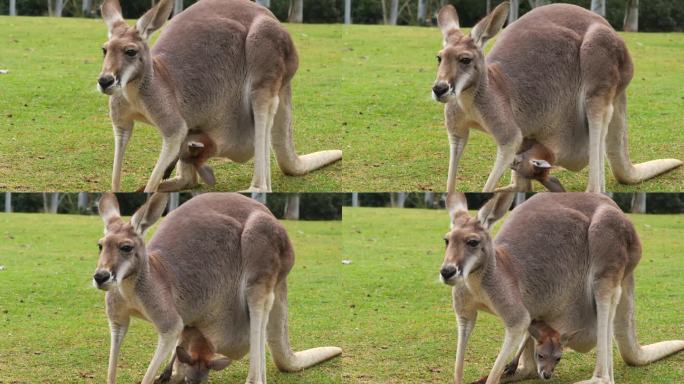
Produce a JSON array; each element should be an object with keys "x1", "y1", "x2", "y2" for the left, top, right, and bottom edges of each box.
[
  {"x1": 432, "y1": 2, "x2": 509, "y2": 103},
  {"x1": 440, "y1": 193, "x2": 514, "y2": 284},
  {"x1": 175, "y1": 344, "x2": 231, "y2": 384},
  {"x1": 93, "y1": 193, "x2": 168, "y2": 290},
  {"x1": 529, "y1": 320, "x2": 564, "y2": 380},
  {"x1": 97, "y1": 0, "x2": 173, "y2": 95}
]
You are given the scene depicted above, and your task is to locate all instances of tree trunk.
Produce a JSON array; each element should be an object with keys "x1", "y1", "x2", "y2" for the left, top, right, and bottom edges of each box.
[
  {"x1": 351, "y1": 192, "x2": 359, "y2": 207},
  {"x1": 251, "y1": 192, "x2": 267, "y2": 204},
  {"x1": 623, "y1": 0, "x2": 638, "y2": 32},
  {"x1": 49, "y1": 193, "x2": 60, "y2": 213},
  {"x1": 288, "y1": 0, "x2": 303, "y2": 23},
  {"x1": 417, "y1": 0, "x2": 426, "y2": 24},
  {"x1": 390, "y1": 192, "x2": 407, "y2": 208},
  {"x1": 283, "y1": 194, "x2": 300, "y2": 220},
  {"x1": 173, "y1": 0, "x2": 183, "y2": 16},
  {"x1": 255, "y1": 0, "x2": 270, "y2": 7},
  {"x1": 591, "y1": 0, "x2": 606, "y2": 17},
  {"x1": 47, "y1": 0, "x2": 53, "y2": 16},
  {"x1": 82, "y1": 0, "x2": 91, "y2": 14},
  {"x1": 631, "y1": 192, "x2": 646, "y2": 213},
  {"x1": 77, "y1": 192, "x2": 88, "y2": 213},
  {"x1": 55, "y1": 0, "x2": 64, "y2": 17},
  {"x1": 4, "y1": 193, "x2": 11, "y2": 213},
  {"x1": 424, "y1": 192, "x2": 434, "y2": 208},
  {"x1": 508, "y1": 0, "x2": 519, "y2": 23},
  {"x1": 344, "y1": 0, "x2": 351, "y2": 24},
  {"x1": 389, "y1": 0, "x2": 399, "y2": 25},
  {"x1": 514, "y1": 192, "x2": 526, "y2": 207},
  {"x1": 528, "y1": 0, "x2": 549, "y2": 8},
  {"x1": 10, "y1": 0, "x2": 16, "y2": 16},
  {"x1": 168, "y1": 193, "x2": 180, "y2": 211},
  {"x1": 486, "y1": 0, "x2": 491, "y2": 14}
]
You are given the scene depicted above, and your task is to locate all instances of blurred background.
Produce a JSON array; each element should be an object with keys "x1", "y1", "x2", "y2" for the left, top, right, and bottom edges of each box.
[
  {"x1": 0, "y1": 192, "x2": 344, "y2": 220},
  {"x1": 1, "y1": 0, "x2": 682, "y2": 32}
]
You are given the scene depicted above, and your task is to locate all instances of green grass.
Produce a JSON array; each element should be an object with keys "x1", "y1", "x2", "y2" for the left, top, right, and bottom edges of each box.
[
  {"x1": 0, "y1": 17, "x2": 342, "y2": 192},
  {"x1": 339, "y1": 25, "x2": 684, "y2": 191},
  {"x1": 0, "y1": 213, "x2": 344, "y2": 383},
  {"x1": 341, "y1": 207, "x2": 684, "y2": 383}
]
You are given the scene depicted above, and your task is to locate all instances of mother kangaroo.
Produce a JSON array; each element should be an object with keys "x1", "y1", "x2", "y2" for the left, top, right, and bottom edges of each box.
[
  {"x1": 441, "y1": 193, "x2": 684, "y2": 383},
  {"x1": 433, "y1": 2, "x2": 681, "y2": 193},
  {"x1": 93, "y1": 193, "x2": 341, "y2": 384}
]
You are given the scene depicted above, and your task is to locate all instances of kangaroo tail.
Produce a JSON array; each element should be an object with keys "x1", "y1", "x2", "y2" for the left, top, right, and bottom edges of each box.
[
  {"x1": 271, "y1": 85, "x2": 342, "y2": 176},
  {"x1": 266, "y1": 281, "x2": 342, "y2": 372},
  {"x1": 606, "y1": 92, "x2": 682, "y2": 184},
  {"x1": 614, "y1": 274, "x2": 684, "y2": 365}
]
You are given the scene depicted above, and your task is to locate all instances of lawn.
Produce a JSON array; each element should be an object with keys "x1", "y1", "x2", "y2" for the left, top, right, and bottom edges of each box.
[
  {"x1": 0, "y1": 17, "x2": 342, "y2": 192},
  {"x1": 341, "y1": 206, "x2": 684, "y2": 383},
  {"x1": 339, "y1": 25, "x2": 684, "y2": 191},
  {"x1": 0, "y1": 213, "x2": 344, "y2": 383}
]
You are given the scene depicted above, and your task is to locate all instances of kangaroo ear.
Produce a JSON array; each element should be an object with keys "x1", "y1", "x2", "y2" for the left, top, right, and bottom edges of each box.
[
  {"x1": 130, "y1": 193, "x2": 168, "y2": 236},
  {"x1": 136, "y1": 0, "x2": 173, "y2": 40},
  {"x1": 207, "y1": 356, "x2": 231, "y2": 371},
  {"x1": 531, "y1": 159, "x2": 552, "y2": 169},
  {"x1": 98, "y1": 192, "x2": 122, "y2": 231},
  {"x1": 438, "y1": 5, "x2": 461, "y2": 42},
  {"x1": 446, "y1": 192, "x2": 469, "y2": 229},
  {"x1": 176, "y1": 346, "x2": 194, "y2": 365},
  {"x1": 101, "y1": 0, "x2": 125, "y2": 37},
  {"x1": 470, "y1": 1, "x2": 509, "y2": 49},
  {"x1": 477, "y1": 192, "x2": 514, "y2": 230}
]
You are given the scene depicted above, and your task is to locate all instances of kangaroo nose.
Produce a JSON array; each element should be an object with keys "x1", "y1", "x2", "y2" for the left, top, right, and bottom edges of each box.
[
  {"x1": 440, "y1": 266, "x2": 457, "y2": 281},
  {"x1": 93, "y1": 271, "x2": 111, "y2": 286},
  {"x1": 432, "y1": 83, "x2": 449, "y2": 98},
  {"x1": 98, "y1": 75, "x2": 115, "y2": 89},
  {"x1": 542, "y1": 371, "x2": 552, "y2": 380}
]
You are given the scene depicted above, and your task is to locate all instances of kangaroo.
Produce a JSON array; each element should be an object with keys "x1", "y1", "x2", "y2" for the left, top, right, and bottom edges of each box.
[
  {"x1": 93, "y1": 192, "x2": 341, "y2": 384},
  {"x1": 155, "y1": 327, "x2": 231, "y2": 384},
  {"x1": 97, "y1": 0, "x2": 342, "y2": 192},
  {"x1": 498, "y1": 139, "x2": 565, "y2": 192},
  {"x1": 441, "y1": 192, "x2": 684, "y2": 384},
  {"x1": 433, "y1": 3, "x2": 681, "y2": 193}
]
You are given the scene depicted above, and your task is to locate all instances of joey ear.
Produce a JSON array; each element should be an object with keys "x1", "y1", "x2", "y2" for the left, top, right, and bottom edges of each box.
[
  {"x1": 98, "y1": 192, "x2": 122, "y2": 230},
  {"x1": 477, "y1": 192, "x2": 514, "y2": 230},
  {"x1": 207, "y1": 356, "x2": 231, "y2": 371},
  {"x1": 130, "y1": 193, "x2": 168, "y2": 236},
  {"x1": 437, "y1": 5, "x2": 461, "y2": 40},
  {"x1": 531, "y1": 159, "x2": 552, "y2": 169},
  {"x1": 136, "y1": 0, "x2": 173, "y2": 40},
  {"x1": 470, "y1": 1, "x2": 510, "y2": 48},
  {"x1": 198, "y1": 165, "x2": 216, "y2": 187},
  {"x1": 528, "y1": 323, "x2": 542, "y2": 341},
  {"x1": 446, "y1": 192, "x2": 469, "y2": 229},
  {"x1": 176, "y1": 346, "x2": 194, "y2": 365},
  {"x1": 101, "y1": 0, "x2": 125, "y2": 37}
]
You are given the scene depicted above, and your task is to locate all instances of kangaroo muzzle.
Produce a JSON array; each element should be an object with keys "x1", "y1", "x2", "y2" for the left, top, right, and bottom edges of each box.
[{"x1": 93, "y1": 269, "x2": 115, "y2": 290}]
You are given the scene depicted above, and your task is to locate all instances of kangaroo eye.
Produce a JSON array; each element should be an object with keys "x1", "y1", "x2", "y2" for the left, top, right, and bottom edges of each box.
[
  {"x1": 459, "y1": 57, "x2": 472, "y2": 65},
  {"x1": 556, "y1": 357, "x2": 561, "y2": 362},
  {"x1": 98, "y1": 243, "x2": 103, "y2": 251},
  {"x1": 124, "y1": 49, "x2": 138, "y2": 57},
  {"x1": 436, "y1": 55, "x2": 442, "y2": 64},
  {"x1": 444, "y1": 237, "x2": 449, "y2": 247},
  {"x1": 466, "y1": 239, "x2": 480, "y2": 247},
  {"x1": 120, "y1": 245, "x2": 133, "y2": 252},
  {"x1": 537, "y1": 353, "x2": 544, "y2": 359},
  {"x1": 102, "y1": 47, "x2": 107, "y2": 56}
]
